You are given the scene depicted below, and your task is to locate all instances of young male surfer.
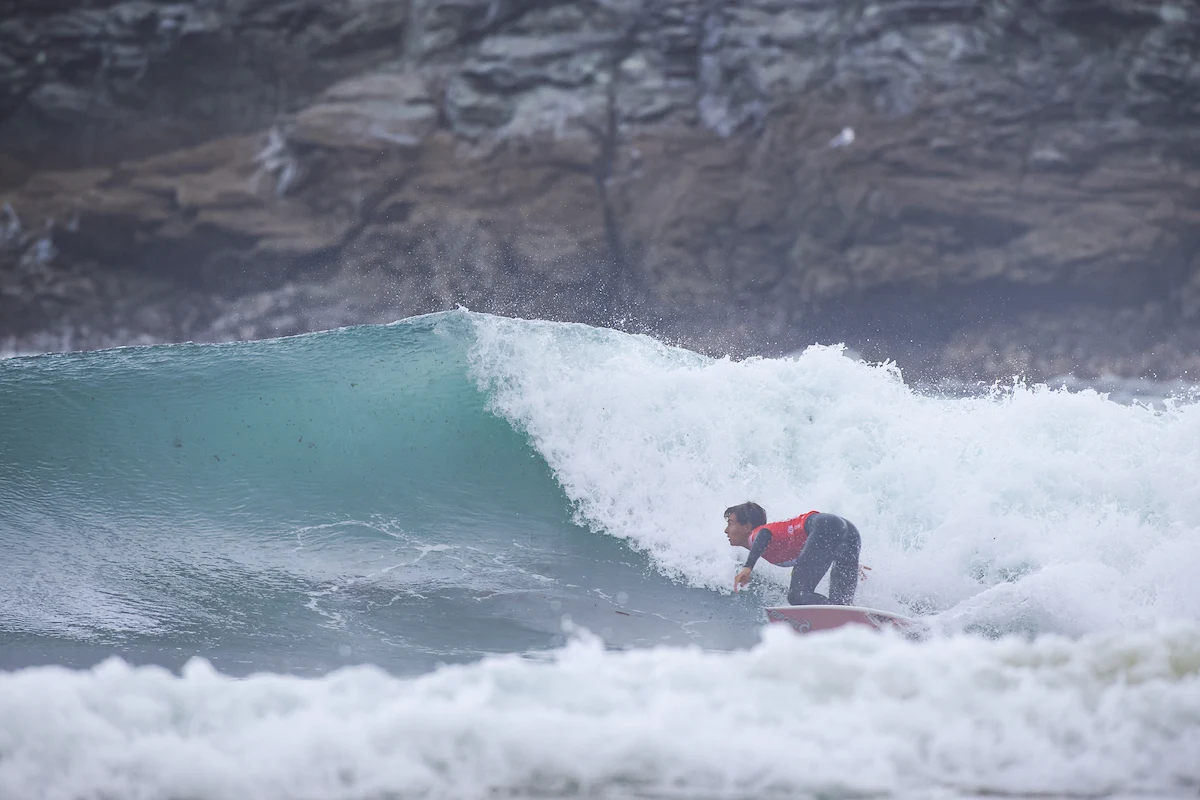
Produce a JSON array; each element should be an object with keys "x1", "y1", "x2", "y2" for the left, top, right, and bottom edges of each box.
[{"x1": 724, "y1": 502, "x2": 861, "y2": 606}]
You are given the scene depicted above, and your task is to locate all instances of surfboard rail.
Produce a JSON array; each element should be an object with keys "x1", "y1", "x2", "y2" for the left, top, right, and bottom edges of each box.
[{"x1": 765, "y1": 604, "x2": 926, "y2": 637}]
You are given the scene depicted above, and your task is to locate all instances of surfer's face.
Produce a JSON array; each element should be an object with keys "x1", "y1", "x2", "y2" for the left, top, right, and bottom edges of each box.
[{"x1": 724, "y1": 514, "x2": 753, "y2": 547}]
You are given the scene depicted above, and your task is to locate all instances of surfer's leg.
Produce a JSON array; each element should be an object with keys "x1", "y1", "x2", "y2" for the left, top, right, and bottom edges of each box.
[
  {"x1": 827, "y1": 521, "x2": 861, "y2": 606},
  {"x1": 786, "y1": 513, "x2": 843, "y2": 605}
]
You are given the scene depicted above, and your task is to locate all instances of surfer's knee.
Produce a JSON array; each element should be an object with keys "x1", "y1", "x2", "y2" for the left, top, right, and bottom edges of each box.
[{"x1": 788, "y1": 588, "x2": 829, "y2": 605}]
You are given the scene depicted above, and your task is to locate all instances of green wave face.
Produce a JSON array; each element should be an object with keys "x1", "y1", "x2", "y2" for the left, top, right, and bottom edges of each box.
[
  {"x1": 0, "y1": 313, "x2": 760, "y2": 675},
  {"x1": 2, "y1": 316, "x2": 528, "y2": 528}
]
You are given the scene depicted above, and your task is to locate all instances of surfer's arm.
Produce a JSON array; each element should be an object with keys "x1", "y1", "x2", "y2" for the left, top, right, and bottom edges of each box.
[
  {"x1": 743, "y1": 528, "x2": 771, "y2": 569},
  {"x1": 734, "y1": 529, "x2": 771, "y2": 592}
]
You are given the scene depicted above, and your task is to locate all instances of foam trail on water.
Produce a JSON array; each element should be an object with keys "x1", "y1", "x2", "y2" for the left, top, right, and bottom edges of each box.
[
  {"x1": 466, "y1": 315, "x2": 1200, "y2": 633},
  {"x1": 2, "y1": 624, "x2": 1198, "y2": 800},
  {"x1": 3, "y1": 311, "x2": 1199, "y2": 800}
]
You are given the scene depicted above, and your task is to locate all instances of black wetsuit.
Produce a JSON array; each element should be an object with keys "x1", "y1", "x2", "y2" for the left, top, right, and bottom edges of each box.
[{"x1": 743, "y1": 513, "x2": 862, "y2": 606}]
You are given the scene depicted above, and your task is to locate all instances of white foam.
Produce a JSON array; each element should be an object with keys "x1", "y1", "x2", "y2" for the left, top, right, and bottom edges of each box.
[
  {"x1": 2, "y1": 624, "x2": 1198, "y2": 800},
  {"x1": 465, "y1": 315, "x2": 1200, "y2": 631}
]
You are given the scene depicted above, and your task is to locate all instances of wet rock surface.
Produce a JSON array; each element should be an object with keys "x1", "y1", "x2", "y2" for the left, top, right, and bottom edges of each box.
[{"x1": 2, "y1": 0, "x2": 1199, "y2": 381}]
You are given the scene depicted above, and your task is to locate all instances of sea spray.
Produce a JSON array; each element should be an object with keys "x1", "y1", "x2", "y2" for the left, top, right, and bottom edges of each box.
[
  {"x1": 2, "y1": 311, "x2": 1199, "y2": 799},
  {"x1": 466, "y1": 313, "x2": 1200, "y2": 633},
  {"x1": 2, "y1": 624, "x2": 1198, "y2": 800}
]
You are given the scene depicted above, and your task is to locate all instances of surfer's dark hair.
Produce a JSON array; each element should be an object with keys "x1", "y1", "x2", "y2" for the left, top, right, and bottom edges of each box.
[{"x1": 724, "y1": 502, "x2": 766, "y2": 528}]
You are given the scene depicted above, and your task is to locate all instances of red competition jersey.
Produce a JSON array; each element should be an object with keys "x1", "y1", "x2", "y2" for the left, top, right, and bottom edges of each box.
[{"x1": 747, "y1": 511, "x2": 818, "y2": 565}]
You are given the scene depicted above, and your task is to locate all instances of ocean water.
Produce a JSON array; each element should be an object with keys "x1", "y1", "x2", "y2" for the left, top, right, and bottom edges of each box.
[{"x1": 1, "y1": 310, "x2": 1198, "y2": 800}]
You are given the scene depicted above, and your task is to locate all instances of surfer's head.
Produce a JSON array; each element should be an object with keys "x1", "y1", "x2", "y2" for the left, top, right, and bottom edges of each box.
[{"x1": 724, "y1": 502, "x2": 766, "y2": 547}]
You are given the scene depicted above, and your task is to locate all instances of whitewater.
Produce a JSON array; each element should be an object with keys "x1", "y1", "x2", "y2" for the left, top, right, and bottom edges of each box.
[{"x1": 1, "y1": 310, "x2": 1198, "y2": 800}]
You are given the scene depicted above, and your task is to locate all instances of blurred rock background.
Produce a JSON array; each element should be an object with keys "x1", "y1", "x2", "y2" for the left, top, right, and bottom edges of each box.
[{"x1": 2, "y1": 0, "x2": 1198, "y2": 380}]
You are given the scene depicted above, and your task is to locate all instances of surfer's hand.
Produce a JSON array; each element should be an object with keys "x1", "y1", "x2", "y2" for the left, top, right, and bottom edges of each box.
[{"x1": 733, "y1": 567, "x2": 752, "y2": 592}]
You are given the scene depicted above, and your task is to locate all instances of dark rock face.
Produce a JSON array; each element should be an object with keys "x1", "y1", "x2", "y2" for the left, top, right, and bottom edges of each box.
[
  {"x1": 2, "y1": 0, "x2": 1199, "y2": 380},
  {"x1": 0, "y1": 0, "x2": 411, "y2": 185}
]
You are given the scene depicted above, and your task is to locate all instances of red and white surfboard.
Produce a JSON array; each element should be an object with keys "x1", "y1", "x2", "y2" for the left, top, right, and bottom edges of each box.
[{"x1": 765, "y1": 604, "x2": 925, "y2": 637}]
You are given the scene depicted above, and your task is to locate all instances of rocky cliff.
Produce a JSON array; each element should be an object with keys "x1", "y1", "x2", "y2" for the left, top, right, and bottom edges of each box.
[{"x1": 2, "y1": 0, "x2": 1199, "y2": 380}]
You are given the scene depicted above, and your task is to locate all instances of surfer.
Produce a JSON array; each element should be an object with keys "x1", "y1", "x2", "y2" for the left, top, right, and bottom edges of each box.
[{"x1": 724, "y1": 502, "x2": 861, "y2": 605}]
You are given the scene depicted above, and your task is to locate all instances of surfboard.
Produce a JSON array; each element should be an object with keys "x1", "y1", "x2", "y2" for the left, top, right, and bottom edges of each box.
[{"x1": 765, "y1": 604, "x2": 924, "y2": 637}]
